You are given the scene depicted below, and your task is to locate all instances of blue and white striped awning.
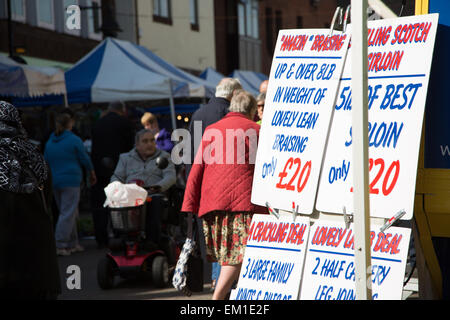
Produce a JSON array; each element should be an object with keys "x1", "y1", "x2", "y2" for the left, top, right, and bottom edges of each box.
[
  {"x1": 0, "y1": 55, "x2": 66, "y2": 97},
  {"x1": 199, "y1": 67, "x2": 225, "y2": 89},
  {"x1": 132, "y1": 42, "x2": 215, "y2": 98},
  {"x1": 230, "y1": 69, "x2": 268, "y2": 96},
  {"x1": 67, "y1": 38, "x2": 178, "y2": 104},
  {"x1": 200, "y1": 67, "x2": 269, "y2": 97},
  {"x1": 12, "y1": 38, "x2": 216, "y2": 106}
]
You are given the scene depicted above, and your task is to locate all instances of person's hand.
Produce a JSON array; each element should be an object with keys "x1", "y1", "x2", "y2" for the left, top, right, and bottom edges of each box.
[
  {"x1": 90, "y1": 170, "x2": 97, "y2": 186},
  {"x1": 148, "y1": 185, "x2": 161, "y2": 193}
]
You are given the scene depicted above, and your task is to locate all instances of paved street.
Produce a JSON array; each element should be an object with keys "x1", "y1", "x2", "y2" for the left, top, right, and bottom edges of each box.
[{"x1": 57, "y1": 238, "x2": 213, "y2": 300}]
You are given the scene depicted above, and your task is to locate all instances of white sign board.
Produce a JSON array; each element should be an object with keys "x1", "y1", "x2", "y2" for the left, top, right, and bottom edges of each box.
[
  {"x1": 251, "y1": 29, "x2": 350, "y2": 214},
  {"x1": 300, "y1": 220, "x2": 411, "y2": 300},
  {"x1": 231, "y1": 214, "x2": 310, "y2": 300},
  {"x1": 316, "y1": 14, "x2": 439, "y2": 219}
]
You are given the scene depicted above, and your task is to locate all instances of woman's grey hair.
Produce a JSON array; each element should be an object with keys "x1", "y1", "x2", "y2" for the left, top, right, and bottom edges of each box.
[
  {"x1": 215, "y1": 78, "x2": 242, "y2": 99},
  {"x1": 256, "y1": 92, "x2": 266, "y2": 103},
  {"x1": 135, "y1": 129, "x2": 154, "y2": 145},
  {"x1": 229, "y1": 90, "x2": 257, "y2": 115}
]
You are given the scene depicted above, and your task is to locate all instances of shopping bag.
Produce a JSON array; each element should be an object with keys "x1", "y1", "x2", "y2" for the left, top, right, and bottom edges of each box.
[
  {"x1": 103, "y1": 181, "x2": 148, "y2": 208},
  {"x1": 185, "y1": 249, "x2": 204, "y2": 293},
  {"x1": 172, "y1": 213, "x2": 204, "y2": 296}
]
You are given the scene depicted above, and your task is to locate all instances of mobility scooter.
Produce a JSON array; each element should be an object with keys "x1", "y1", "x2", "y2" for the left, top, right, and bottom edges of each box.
[{"x1": 97, "y1": 157, "x2": 182, "y2": 290}]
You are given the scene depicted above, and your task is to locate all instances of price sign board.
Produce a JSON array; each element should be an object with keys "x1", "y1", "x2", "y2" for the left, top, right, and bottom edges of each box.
[
  {"x1": 299, "y1": 220, "x2": 411, "y2": 300},
  {"x1": 231, "y1": 214, "x2": 310, "y2": 300},
  {"x1": 251, "y1": 29, "x2": 350, "y2": 214},
  {"x1": 316, "y1": 14, "x2": 439, "y2": 219}
]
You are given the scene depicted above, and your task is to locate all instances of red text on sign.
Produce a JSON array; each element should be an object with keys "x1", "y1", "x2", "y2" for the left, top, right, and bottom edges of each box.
[
  {"x1": 276, "y1": 157, "x2": 312, "y2": 193},
  {"x1": 350, "y1": 158, "x2": 400, "y2": 196}
]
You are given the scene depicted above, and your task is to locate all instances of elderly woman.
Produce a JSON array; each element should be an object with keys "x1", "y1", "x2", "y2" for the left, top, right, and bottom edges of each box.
[
  {"x1": 256, "y1": 92, "x2": 266, "y2": 125},
  {"x1": 111, "y1": 129, "x2": 176, "y2": 245},
  {"x1": 181, "y1": 91, "x2": 267, "y2": 300}
]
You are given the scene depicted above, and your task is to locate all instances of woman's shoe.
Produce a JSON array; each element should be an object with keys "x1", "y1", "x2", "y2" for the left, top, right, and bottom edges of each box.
[
  {"x1": 56, "y1": 248, "x2": 71, "y2": 256},
  {"x1": 70, "y1": 244, "x2": 85, "y2": 253}
]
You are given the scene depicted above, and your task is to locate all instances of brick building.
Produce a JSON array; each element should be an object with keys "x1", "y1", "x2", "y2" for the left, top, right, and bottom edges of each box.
[
  {"x1": 0, "y1": 0, "x2": 137, "y2": 66},
  {"x1": 214, "y1": 0, "x2": 339, "y2": 76}
]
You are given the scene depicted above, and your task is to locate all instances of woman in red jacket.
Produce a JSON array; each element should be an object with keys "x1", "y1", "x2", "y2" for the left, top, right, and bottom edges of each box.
[{"x1": 182, "y1": 90, "x2": 267, "y2": 300}]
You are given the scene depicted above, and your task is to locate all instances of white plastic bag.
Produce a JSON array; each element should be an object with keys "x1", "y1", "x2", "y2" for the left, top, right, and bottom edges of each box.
[{"x1": 103, "y1": 181, "x2": 148, "y2": 208}]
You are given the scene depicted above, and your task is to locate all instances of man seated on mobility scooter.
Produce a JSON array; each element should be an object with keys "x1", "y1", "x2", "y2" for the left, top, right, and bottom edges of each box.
[
  {"x1": 111, "y1": 129, "x2": 176, "y2": 245},
  {"x1": 98, "y1": 129, "x2": 177, "y2": 289}
]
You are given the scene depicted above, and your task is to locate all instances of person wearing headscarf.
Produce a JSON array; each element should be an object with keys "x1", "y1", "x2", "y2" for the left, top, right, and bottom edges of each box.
[{"x1": 0, "y1": 101, "x2": 61, "y2": 299}]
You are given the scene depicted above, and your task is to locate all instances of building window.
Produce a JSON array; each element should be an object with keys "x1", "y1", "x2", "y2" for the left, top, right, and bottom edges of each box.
[
  {"x1": 63, "y1": 0, "x2": 80, "y2": 35},
  {"x1": 153, "y1": 0, "x2": 172, "y2": 25},
  {"x1": 238, "y1": 2, "x2": 245, "y2": 36},
  {"x1": 37, "y1": 0, "x2": 55, "y2": 30},
  {"x1": 252, "y1": 5, "x2": 258, "y2": 37},
  {"x1": 265, "y1": 7, "x2": 273, "y2": 54},
  {"x1": 190, "y1": 0, "x2": 199, "y2": 31},
  {"x1": 296, "y1": 16, "x2": 303, "y2": 29},
  {"x1": 275, "y1": 10, "x2": 282, "y2": 35},
  {"x1": 87, "y1": 0, "x2": 102, "y2": 40},
  {"x1": 238, "y1": 0, "x2": 259, "y2": 39},
  {"x1": 10, "y1": 0, "x2": 26, "y2": 22}
]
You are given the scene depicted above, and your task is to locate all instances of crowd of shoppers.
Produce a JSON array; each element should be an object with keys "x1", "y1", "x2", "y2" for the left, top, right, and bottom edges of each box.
[{"x1": 0, "y1": 75, "x2": 269, "y2": 299}]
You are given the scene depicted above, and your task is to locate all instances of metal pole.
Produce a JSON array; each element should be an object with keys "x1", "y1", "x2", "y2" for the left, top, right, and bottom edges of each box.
[
  {"x1": 168, "y1": 79, "x2": 177, "y2": 131},
  {"x1": 7, "y1": 0, "x2": 13, "y2": 58},
  {"x1": 63, "y1": 92, "x2": 69, "y2": 107},
  {"x1": 351, "y1": 0, "x2": 372, "y2": 300}
]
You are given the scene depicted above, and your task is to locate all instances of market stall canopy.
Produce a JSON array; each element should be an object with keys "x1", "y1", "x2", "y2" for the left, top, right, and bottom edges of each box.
[
  {"x1": 199, "y1": 67, "x2": 225, "y2": 88},
  {"x1": 131, "y1": 42, "x2": 215, "y2": 98},
  {"x1": 67, "y1": 37, "x2": 178, "y2": 104},
  {"x1": 230, "y1": 69, "x2": 268, "y2": 96},
  {"x1": 12, "y1": 38, "x2": 215, "y2": 107},
  {"x1": 0, "y1": 55, "x2": 66, "y2": 97},
  {"x1": 200, "y1": 67, "x2": 269, "y2": 96}
]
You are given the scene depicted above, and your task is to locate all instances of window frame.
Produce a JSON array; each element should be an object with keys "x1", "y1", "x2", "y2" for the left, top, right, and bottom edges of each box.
[
  {"x1": 237, "y1": 0, "x2": 259, "y2": 39},
  {"x1": 87, "y1": 0, "x2": 102, "y2": 40},
  {"x1": 36, "y1": 0, "x2": 56, "y2": 30},
  {"x1": 10, "y1": 0, "x2": 26, "y2": 23},
  {"x1": 153, "y1": 0, "x2": 172, "y2": 25},
  {"x1": 238, "y1": 2, "x2": 246, "y2": 36},
  {"x1": 296, "y1": 16, "x2": 303, "y2": 29},
  {"x1": 275, "y1": 9, "x2": 282, "y2": 35},
  {"x1": 190, "y1": 0, "x2": 199, "y2": 31},
  {"x1": 251, "y1": 5, "x2": 258, "y2": 38},
  {"x1": 265, "y1": 7, "x2": 273, "y2": 54}
]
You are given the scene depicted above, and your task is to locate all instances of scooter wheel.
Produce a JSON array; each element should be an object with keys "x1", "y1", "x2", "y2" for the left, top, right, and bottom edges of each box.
[
  {"x1": 97, "y1": 257, "x2": 115, "y2": 289},
  {"x1": 152, "y1": 256, "x2": 169, "y2": 288}
]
